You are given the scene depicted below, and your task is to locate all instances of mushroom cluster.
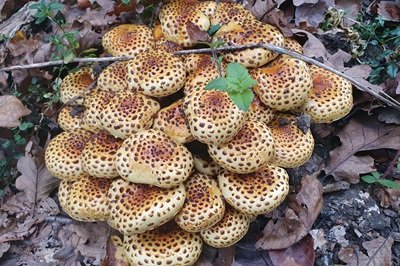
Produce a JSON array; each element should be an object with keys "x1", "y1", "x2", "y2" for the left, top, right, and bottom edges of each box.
[{"x1": 46, "y1": 1, "x2": 353, "y2": 265}]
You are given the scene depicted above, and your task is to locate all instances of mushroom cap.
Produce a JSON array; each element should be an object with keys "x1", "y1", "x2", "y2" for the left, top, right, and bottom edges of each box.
[
  {"x1": 184, "y1": 89, "x2": 245, "y2": 145},
  {"x1": 100, "y1": 91, "x2": 160, "y2": 139},
  {"x1": 123, "y1": 222, "x2": 203, "y2": 266},
  {"x1": 208, "y1": 121, "x2": 275, "y2": 174},
  {"x1": 269, "y1": 114, "x2": 314, "y2": 168},
  {"x1": 210, "y1": 2, "x2": 256, "y2": 26},
  {"x1": 218, "y1": 164, "x2": 289, "y2": 215},
  {"x1": 153, "y1": 23, "x2": 183, "y2": 53},
  {"x1": 200, "y1": 205, "x2": 251, "y2": 248},
  {"x1": 193, "y1": 153, "x2": 222, "y2": 176},
  {"x1": 152, "y1": 99, "x2": 194, "y2": 144},
  {"x1": 60, "y1": 68, "x2": 94, "y2": 105},
  {"x1": 127, "y1": 50, "x2": 186, "y2": 97},
  {"x1": 58, "y1": 176, "x2": 111, "y2": 221},
  {"x1": 102, "y1": 24, "x2": 155, "y2": 56},
  {"x1": 213, "y1": 20, "x2": 284, "y2": 68},
  {"x1": 45, "y1": 129, "x2": 93, "y2": 180},
  {"x1": 245, "y1": 94, "x2": 275, "y2": 124},
  {"x1": 283, "y1": 38, "x2": 303, "y2": 54},
  {"x1": 115, "y1": 129, "x2": 194, "y2": 188},
  {"x1": 97, "y1": 61, "x2": 128, "y2": 92},
  {"x1": 175, "y1": 172, "x2": 225, "y2": 232},
  {"x1": 302, "y1": 65, "x2": 353, "y2": 123},
  {"x1": 252, "y1": 56, "x2": 313, "y2": 111},
  {"x1": 57, "y1": 105, "x2": 83, "y2": 131},
  {"x1": 82, "y1": 90, "x2": 114, "y2": 133},
  {"x1": 107, "y1": 179, "x2": 186, "y2": 235},
  {"x1": 81, "y1": 131, "x2": 123, "y2": 178}
]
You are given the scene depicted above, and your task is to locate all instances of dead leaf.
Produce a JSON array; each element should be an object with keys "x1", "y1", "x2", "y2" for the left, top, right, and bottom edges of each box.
[
  {"x1": 327, "y1": 49, "x2": 352, "y2": 71},
  {"x1": 378, "y1": 1, "x2": 400, "y2": 22},
  {"x1": 293, "y1": 0, "x2": 318, "y2": 6},
  {"x1": 256, "y1": 175, "x2": 323, "y2": 250},
  {"x1": 295, "y1": 0, "x2": 334, "y2": 29},
  {"x1": 0, "y1": 242, "x2": 11, "y2": 258},
  {"x1": 187, "y1": 22, "x2": 209, "y2": 43},
  {"x1": 264, "y1": 8, "x2": 293, "y2": 37},
  {"x1": 378, "y1": 108, "x2": 400, "y2": 125},
  {"x1": 243, "y1": 0, "x2": 284, "y2": 20},
  {"x1": 0, "y1": 95, "x2": 31, "y2": 128},
  {"x1": 292, "y1": 29, "x2": 329, "y2": 61},
  {"x1": 374, "y1": 184, "x2": 400, "y2": 211},
  {"x1": 335, "y1": 0, "x2": 362, "y2": 27},
  {"x1": 102, "y1": 235, "x2": 130, "y2": 266}
]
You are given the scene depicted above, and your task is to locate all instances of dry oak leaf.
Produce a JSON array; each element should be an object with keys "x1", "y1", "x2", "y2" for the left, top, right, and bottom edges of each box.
[
  {"x1": 256, "y1": 175, "x2": 323, "y2": 250},
  {"x1": 243, "y1": 0, "x2": 286, "y2": 20},
  {"x1": 378, "y1": 1, "x2": 400, "y2": 22},
  {"x1": 294, "y1": 0, "x2": 334, "y2": 29},
  {"x1": 0, "y1": 95, "x2": 31, "y2": 128}
]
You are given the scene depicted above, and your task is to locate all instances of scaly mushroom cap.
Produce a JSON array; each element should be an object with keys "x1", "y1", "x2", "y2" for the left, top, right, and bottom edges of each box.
[
  {"x1": 127, "y1": 50, "x2": 186, "y2": 97},
  {"x1": 153, "y1": 23, "x2": 183, "y2": 53},
  {"x1": 45, "y1": 129, "x2": 93, "y2": 180},
  {"x1": 245, "y1": 94, "x2": 275, "y2": 124},
  {"x1": 60, "y1": 68, "x2": 94, "y2": 105},
  {"x1": 213, "y1": 21, "x2": 284, "y2": 68},
  {"x1": 218, "y1": 165, "x2": 289, "y2": 215},
  {"x1": 57, "y1": 105, "x2": 83, "y2": 131},
  {"x1": 123, "y1": 222, "x2": 202, "y2": 266},
  {"x1": 302, "y1": 65, "x2": 353, "y2": 123},
  {"x1": 97, "y1": 61, "x2": 128, "y2": 92},
  {"x1": 58, "y1": 176, "x2": 111, "y2": 221},
  {"x1": 107, "y1": 179, "x2": 186, "y2": 235},
  {"x1": 269, "y1": 114, "x2": 314, "y2": 168},
  {"x1": 200, "y1": 205, "x2": 251, "y2": 248},
  {"x1": 115, "y1": 129, "x2": 193, "y2": 188},
  {"x1": 252, "y1": 56, "x2": 313, "y2": 111},
  {"x1": 210, "y1": 2, "x2": 256, "y2": 25},
  {"x1": 100, "y1": 91, "x2": 160, "y2": 139},
  {"x1": 184, "y1": 89, "x2": 245, "y2": 145},
  {"x1": 81, "y1": 131, "x2": 123, "y2": 178},
  {"x1": 208, "y1": 121, "x2": 275, "y2": 174},
  {"x1": 159, "y1": 0, "x2": 216, "y2": 47},
  {"x1": 82, "y1": 90, "x2": 114, "y2": 133},
  {"x1": 102, "y1": 24, "x2": 155, "y2": 56},
  {"x1": 175, "y1": 172, "x2": 225, "y2": 232},
  {"x1": 193, "y1": 153, "x2": 222, "y2": 176},
  {"x1": 283, "y1": 38, "x2": 303, "y2": 54},
  {"x1": 152, "y1": 99, "x2": 194, "y2": 144}
]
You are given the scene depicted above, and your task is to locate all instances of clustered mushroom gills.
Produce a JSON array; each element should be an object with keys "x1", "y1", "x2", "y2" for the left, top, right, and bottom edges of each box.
[{"x1": 46, "y1": 1, "x2": 354, "y2": 265}]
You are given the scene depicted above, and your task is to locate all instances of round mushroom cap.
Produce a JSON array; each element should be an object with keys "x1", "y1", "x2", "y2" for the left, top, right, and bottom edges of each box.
[
  {"x1": 45, "y1": 129, "x2": 93, "y2": 180},
  {"x1": 58, "y1": 176, "x2": 111, "y2": 221},
  {"x1": 245, "y1": 94, "x2": 275, "y2": 124},
  {"x1": 82, "y1": 90, "x2": 114, "y2": 133},
  {"x1": 127, "y1": 50, "x2": 186, "y2": 97},
  {"x1": 175, "y1": 172, "x2": 225, "y2": 232},
  {"x1": 115, "y1": 129, "x2": 194, "y2": 188},
  {"x1": 81, "y1": 131, "x2": 123, "y2": 178},
  {"x1": 100, "y1": 91, "x2": 160, "y2": 139},
  {"x1": 208, "y1": 121, "x2": 275, "y2": 174},
  {"x1": 210, "y1": 2, "x2": 256, "y2": 26},
  {"x1": 200, "y1": 205, "x2": 251, "y2": 248},
  {"x1": 60, "y1": 68, "x2": 94, "y2": 105},
  {"x1": 97, "y1": 61, "x2": 128, "y2": 92},
  {"x1": 57, "y1": 105, "x2": 84, "y2": 131},
  {"x1": 107, "y1": 179, "x2": 186, "y2": 235},
  {"x1": 283, "y1": 38, "x2": 303, "y2": 54},
  {"x1": 102, "y1": 24, "x2": 155, "y2": 56},
  {"x1": 218, "y1": 165, "x2": 289, "y2": 215},
  {"x1": 184, "y1": 89, "x2": 245, "y2": 145},
  {"x1": 302, "y1": 65, "x2": 353, "y2": 123},
  {"x1": 153, "y1": 23, "x2": 183, "y2": 53},
  {"x1": 252, "y1": 56, "x2": 313, "y2": 111},
  {"x1": 269, "y1": 114, "x2": 314, "y2": 168},
  {"x1": 213, "y1": 20, "x2": 284, "y2": 68},
  {"x1": 193, "y1": 153, "x2": 222, "y2": 176},
  {"x1": 152, "y1": 99, "x2": 194, "y2": 144},
  {"x1": 123, "y1": 222, "x2": 203, "y2": 266}
]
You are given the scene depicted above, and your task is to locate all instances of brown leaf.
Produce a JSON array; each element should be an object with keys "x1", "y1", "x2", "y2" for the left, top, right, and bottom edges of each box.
[
  {"x1": 0, "y1": 242, "x2": 11, "y2": 258},
  {"x1": 327, "y1": 49, "x2": 352, "y2": 71},
  {"x1": 293, "y1": 0, "x2": 318, "y2": 6},
  {"x1": 102, "y1": 236, "x2": 130, "y2": 266},
  {"x1": 187, "y1": 22, "x2": 210, "y2": 43},
  {"x1": 374, "y1": 184, "x2": 400, "y2": 211},
  {"x1": 256, "y1": 175, "x2": 323, "y2": 250},
  {"x1": 243, "y1": 0, "x2": 285, "y2": 20},
  {"x1": 378, "y1": 108, "x2": 400, "y2": 125},
  {"x1": 292, "y1": 29, "x2": 329, "y2": 61},
  {"x1": 294, "y1": 0, "x2": 334, "y2": 29},
  {"x1": 343, "y1": 65, "x2": 383, "y2": 95},
  {"x1": 0, "y1": 95, "x2": 31, "y2": 128},
  {"x1": 377, "y1": 1, "x2": 400, "y2": 22},
  {"x1": 335, "y1": 0, "x2": 362, "y2": 27}
]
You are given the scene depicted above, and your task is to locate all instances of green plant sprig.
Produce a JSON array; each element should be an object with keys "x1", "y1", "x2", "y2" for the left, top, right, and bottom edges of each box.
[{"x1": 361, "y1": 171, "x2": 400, "y2": 189}]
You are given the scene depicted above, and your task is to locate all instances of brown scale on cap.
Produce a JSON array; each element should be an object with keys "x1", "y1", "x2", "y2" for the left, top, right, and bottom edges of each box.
[
  {"x1": 152, "y1": 99, "x2": 194, "y2": 144},
  {"x1": 100, "y1": 91, "x2": 160, "y2": 139},
  {"x1": 81, "y1": 131, "x2": 123, "y2": 178},
  {"x1": 159, "y1": 0, "x2": 216, "y2": 47},
  {"x1": 123, "y1": 222, "x2": 203, "y2": 266},
  {"x1": 184, "y1": 89, "x2": 245, "y2": 145},
  {"x1": 269, "y1": 114, "x2": 314, "y2": 168},
  {"x1": 210, "y1": 2, "x2": 256, "y2": 26},
  {"x1": 283, "y1": 38, "x2": 303, "y2": 54},
  {"x1": 214, "y1": 20, "x2": 284, "y2": 68},
  {"x1": 60, "y1": 68, "x2": 94, "y2": 105},
  {"x1": 58, "y1": 176, "x2": 111, "y2": 221},
  {"x1": 57, "y1": 105, "x2": 84, "y2": 131},
  {"x1": 97, "y1": 61, "x2": 128, "y2": 92},
  {"x1": 200, "y1": 205, "x2": 251, "y2": 248},
  {"x1": 127, "y1": 50, "x2": 186, "y2": 97},
  {"x1": 175, "y1": 172, "x2": 225, "y2": 232},
  {"x1": 102, "y1": 24, "x2": 155, "y2": 56},
  {"x1": 208, "y1": 121, "x2": 275, "y2": 174},
  {"x1": 82, "y1": 90, "x2": 114, "y2": 133},
  {"x1": 302, "y1": 65, "x2": 353, "y2": 123},
  {"x1": 45, "y1": 129, "x2": 93, "y2": 180},
  {"x1": 218, "y1": 165, "x2": 289, "y2": 215},
  {"x1": 252, "y1": 56, "x2": 313, "y2": 111},
  {"x1": 245, "y1": 94, "x2": 275, "y2": 125},
  {"x1": 153, "y1": 23, "x2": 183, "y2": 53},
  {"x1": 115, "y1": 129, "x2": 193, "y2": 188},
  {"x1": 107, "y1": 179, "x2": 186, "y2": 235}
]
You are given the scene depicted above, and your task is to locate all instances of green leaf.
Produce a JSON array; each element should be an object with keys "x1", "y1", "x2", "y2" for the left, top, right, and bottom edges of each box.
[
  {"x1": 387, "y1": 64, "x2": 398, "y2": 79},
  {"x1": 361, "y1": 174, "x2": 378, "y2": 184},
  {"x1": 228, "y1": 89, "x2": 254, "y2": 112},
  {"x1": 49, "y1": 2, "x2": 64, "y2": 11},
  {"x1": 208, "y1": 24, "x2": 222, "y2": 36},
  {"x1": 63, "y1": 50, "x2": 75, "y2": 64},
  {"x1": 29, "y1": 3, "x2": 42, "y2": 10},
  {"x1": 371, "y1": 171, "x2": 381, "y2": 178},
  {"x1": 226, "y1": 62, "x2": 257, "y2": 90},
  {"x1": 205, "y1": 78, "x2": 229, "y2": 91},
  {"x1": 210, "y1": 38, "x2": 225, "y2": 49},
  {"x1": 376, "y1": 179, "x2": 400, "y2": 189}
]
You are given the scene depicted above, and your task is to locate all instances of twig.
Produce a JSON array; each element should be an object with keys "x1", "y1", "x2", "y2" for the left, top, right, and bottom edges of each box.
[{"x1": 45, "y1": 215, "x2": 74, "y2": 224}]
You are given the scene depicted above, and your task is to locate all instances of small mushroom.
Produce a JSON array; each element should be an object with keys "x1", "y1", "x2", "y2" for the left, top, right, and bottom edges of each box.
[
  {"x1": 123, "y1": 222, "x2": 203, "y2": 266},
  {"x1": 107, "y1": 179, "x2": 186, "y2": 235},
  {"x1": 57, "y1": 105, "x2": 84, "y2": 131},
  {"x1": 175, "y1": 172, "x2": 225, "y2": 232},
  {"x1": 115, "y1": 129, "x2": 193, "y2": 188},
  {"x1": 210, "y1": 2, "x2": 256, "y2": 26},
  {"x1": 208, "y1": 121, "x2": 275, "y2": 174},
  {"x1": 245, "y1": 94, "x2": 275, "y2": 124},
  {"x1": 82, "y1": 90, "x2": 114, "y2": 133},
  {"x1": 60, "y1": 68, "x2": 94, "y2": 105},
  {"x1": 97, "y1": 61, "x2": 128, "y2": 92}
]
